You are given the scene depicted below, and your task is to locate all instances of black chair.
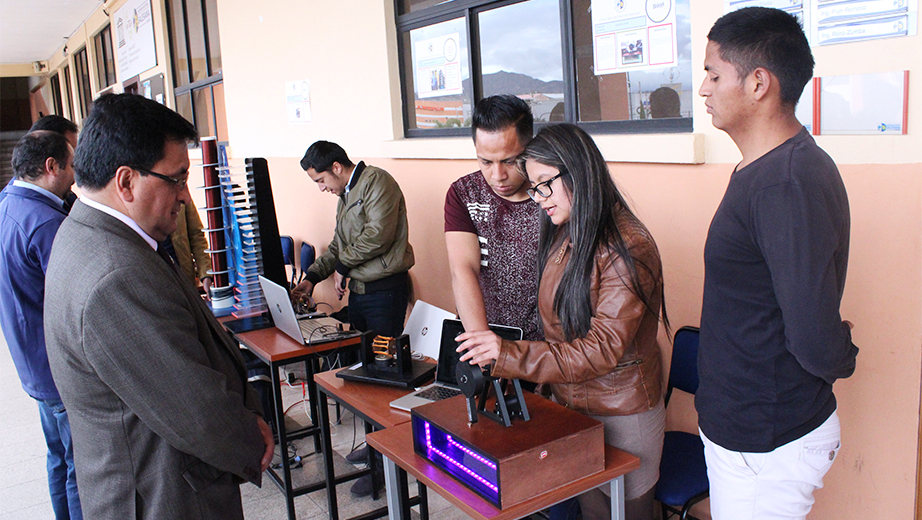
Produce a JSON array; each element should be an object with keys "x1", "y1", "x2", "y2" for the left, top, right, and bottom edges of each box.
[
  {"x1": 280, "y1": 235, "x2": 295, "y2": 288},
  {"x1": 656, "y1": 326, "x2": 709, "y2": 520}
]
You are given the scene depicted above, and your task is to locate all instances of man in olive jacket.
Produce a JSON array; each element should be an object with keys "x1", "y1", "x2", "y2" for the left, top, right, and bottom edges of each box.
[{"x1": 292, "y1": 140, "x2": 414, "y2": 340}]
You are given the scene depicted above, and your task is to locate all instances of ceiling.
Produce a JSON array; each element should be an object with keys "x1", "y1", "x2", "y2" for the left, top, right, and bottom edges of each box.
[{"x1": 0, "y1": 0, "x2": 102, "y2": 64}]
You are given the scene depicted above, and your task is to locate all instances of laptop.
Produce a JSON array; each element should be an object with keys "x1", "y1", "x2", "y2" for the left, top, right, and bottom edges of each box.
[
  {"x1": 258, "y1": 275, "x2": 360, "y2": 345},
  {"x1": 389, "y1": 319, "x2": 522, "y2": 412},
  {"x1": 402, "y1": 301, "x2": 457, "y2": 360}
]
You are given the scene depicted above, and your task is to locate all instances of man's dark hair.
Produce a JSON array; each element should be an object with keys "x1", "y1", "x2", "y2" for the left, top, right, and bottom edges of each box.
[
  {"x1": 29, "y1": 115, "x2": 79, "y2": 136},
  {"x1": 649, "y1": 87, "x2": 681, "y2": 118},
  {"x1": 707, "y1": 7, "x2": 814, "y2": 106},
  {"x1": 11, "y1": 130, "x2": 71, "y2": 181},
  {"x1": 471, "y1": 95, "x2": 533, "y2": 145},
  {"x1": 300, "y1": 140, "x2": 353, "y2": 172},
  {"x1": 74, "y1": 94, "x2": 198, "y2": 190}
]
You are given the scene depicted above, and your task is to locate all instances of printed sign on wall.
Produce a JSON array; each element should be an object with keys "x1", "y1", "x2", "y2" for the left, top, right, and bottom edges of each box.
[{"x1": 114, "y1": 0, "x2": 157, "y2": 80}]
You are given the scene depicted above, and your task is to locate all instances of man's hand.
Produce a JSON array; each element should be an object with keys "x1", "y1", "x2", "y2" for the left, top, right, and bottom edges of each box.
[
  {"x1": 333, "y1": 271, "x2": 348, "y2": 300},
  {"x1": 457, "y1": 330, "x2": 503, "y2": 367},
  {"x1": 256, "y1": 416, "x2": 275, "y2": 472},
  {"x1": 291, "y1": 280, "x2": 314, "y2": 305},
  {"x1": 201, "y1": 276, "x2": 213, "y2": 302}
]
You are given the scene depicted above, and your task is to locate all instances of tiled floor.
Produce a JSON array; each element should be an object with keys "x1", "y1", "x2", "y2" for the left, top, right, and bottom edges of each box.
[{"x1": 0, "y1": 335, "x2": 468, "y2": 519}]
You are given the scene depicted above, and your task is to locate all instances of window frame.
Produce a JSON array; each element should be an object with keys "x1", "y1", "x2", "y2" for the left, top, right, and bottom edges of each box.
[
  {"x1": 50, "y1": 72, "x2": 64, "y2": 116},
  {"x1": 73, "y1": 46, "x2": 93, "y2": 121},
  {"x1": 93, "y1": 24, "x2": 117, "y2": 90},
  {"x1": 63, "y1": 65, "x2": 75, "y2": 120},
  {"x1": 395, "y1": 0, "x2": 693, "y2": 138},
  {"x1": 165, "y1": 0, "x2": 226, "y2": 142}
]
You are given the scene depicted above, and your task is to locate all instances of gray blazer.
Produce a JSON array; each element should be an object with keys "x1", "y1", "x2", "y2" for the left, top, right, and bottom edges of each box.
[{"x1": 45, "y1": 201, "x2": 265, "y2": 520}]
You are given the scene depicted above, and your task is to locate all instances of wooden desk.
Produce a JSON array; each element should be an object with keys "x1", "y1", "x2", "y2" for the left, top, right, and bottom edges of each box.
[
  {"x1": 367, "y1": 423, "x2": 641, "y2": 520},
  {"x1": 230, "y1": 324, "x2": 363, "y2": 520},
  {"x1": 314, "y1": 368, "x2": 433, "y2": 520}
]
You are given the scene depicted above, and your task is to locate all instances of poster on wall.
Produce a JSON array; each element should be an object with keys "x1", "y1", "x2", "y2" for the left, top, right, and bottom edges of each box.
[
  {"x1": 818, "y1": 71, "x2": 908, "y2": 134},
  {"x1": 591, "y1": 0, "x2": 679, "y2": 76},
  {"x1": 114, "y1": 0, "x2": 158, "y2": 79},
  {"x1": 414, "y1": 33, "x2": 463, "y2": 99},
  {"x1": 724, "y1": 0, "x2": 916, "y2": 45},
  {"x1": 811, "y1": 0, "x2": 917, "y2": 46},
  {"x1": 286, "y1": 80, "x2": 312, "y2": 123}
]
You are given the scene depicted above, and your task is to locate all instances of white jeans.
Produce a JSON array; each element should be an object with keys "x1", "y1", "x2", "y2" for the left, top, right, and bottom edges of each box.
[{"x1": 701, "y1": 411, "x2": 841, "y2": 520}]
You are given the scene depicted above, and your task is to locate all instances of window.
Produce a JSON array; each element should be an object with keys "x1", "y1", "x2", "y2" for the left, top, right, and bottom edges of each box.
[
  {"x1": 396, "y1": 0, "x2": 693, "y2": 137},
  {"x1": 166, "y1": 0, "x2": 227, "y2": 141},
  {"x1": 94, "y1": 25, "x2": 117, "y2": 89},
  {"x1": 63, "y1": 65, "x2": 75, "y2": 120},
  {"x1": 50, "y1": 72, "x2": 64, "y2": 116},
  {"x1": 73, "y1": 47, "x2": 93, "y2": 121}
]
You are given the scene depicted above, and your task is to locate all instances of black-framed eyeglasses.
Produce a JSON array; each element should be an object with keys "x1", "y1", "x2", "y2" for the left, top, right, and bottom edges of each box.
[
  {"x1": 526, "y1": 170, "x2": 568, "y2": 201},
  {"x1": 136, "y1": 167, "x2": 189, "y2": 190}
]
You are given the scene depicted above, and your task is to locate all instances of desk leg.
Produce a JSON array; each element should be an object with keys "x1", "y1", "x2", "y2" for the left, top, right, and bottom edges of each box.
[
  {"x1": 382, "y1": 455, "x2": 410, "y2": 520},
  {"x1": 417, "y1": 482, "x2": 428, "y2": 520},
  {"x1": 366, "y1": 422, "x2": 381, "y2": 501},
  {"x1": 305, "y1": 358, "x2": 321, "y2": 453},
  {"x1": 272, "y1": 363, "x2": 297, "y2": 520},
  {"x1": 317, "y1": 387, "x2": 339, "y2": 520},
  {"x1": 608, "y1": 475, "x2": 625, "y2": 520}
]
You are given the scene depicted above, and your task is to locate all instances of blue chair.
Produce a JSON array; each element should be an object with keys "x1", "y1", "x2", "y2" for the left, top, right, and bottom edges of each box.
[
  {"x1": 299, "y1": 242, "x2": 316, "y2": 283},
  {"x1": 280, "y1": 235, "x2": 295, "y2": 288},
  {"x1": 656, "y1": 326, "x2": 709, "y2": 520}
]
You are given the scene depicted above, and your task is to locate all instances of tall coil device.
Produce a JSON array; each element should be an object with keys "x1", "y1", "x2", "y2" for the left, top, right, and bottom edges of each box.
[{"x1": 200, "y1": 138, "x2": 286, "y2": 322}]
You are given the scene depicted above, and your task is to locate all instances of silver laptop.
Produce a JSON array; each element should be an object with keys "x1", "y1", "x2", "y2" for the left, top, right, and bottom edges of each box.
[
  {"x1": 389, "y1": 319, "x2": 522, "y2": 412},
  {"x1": 258, "y1": 276, "x2": 359, "y2": 345},
  {"x1": 402, "y1": 301, "x2": 456, "y2": 360}
]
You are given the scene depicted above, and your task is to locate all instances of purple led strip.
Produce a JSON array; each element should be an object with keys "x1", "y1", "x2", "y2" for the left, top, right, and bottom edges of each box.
[
  {"x1": 447, "y1": 435, "x2": 497, "y2": 470},
  {"x1": 424, "y1": 422, "x2": 498, "y2": 493}
]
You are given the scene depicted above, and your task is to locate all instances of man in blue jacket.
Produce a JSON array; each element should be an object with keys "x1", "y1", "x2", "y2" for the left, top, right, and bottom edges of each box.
[{"x1": 0, "y1": 130, "x2": 82, "y2": 519}]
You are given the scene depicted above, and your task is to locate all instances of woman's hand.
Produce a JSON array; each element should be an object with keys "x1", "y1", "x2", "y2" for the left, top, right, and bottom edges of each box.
[{"x1": 456, "y1": 330, "x2": 502, "y2": 367}]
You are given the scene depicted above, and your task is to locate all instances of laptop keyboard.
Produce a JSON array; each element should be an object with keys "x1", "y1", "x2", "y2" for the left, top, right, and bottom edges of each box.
[
  {"x1": 298, "y1": 318, "x2": 344, "y2": 343},
  {"x1": 416, "y1": 385, "x2": 462, "y2": 401}
]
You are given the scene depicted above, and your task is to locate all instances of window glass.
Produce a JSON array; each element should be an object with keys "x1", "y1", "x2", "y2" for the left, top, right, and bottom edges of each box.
[
  {"x1": 94, "y1": 32, "x2": 106, "y2": 88},
  {"x1": 50, "y1": 73, "x2": 63, "y2": 115},
  {"x1": 571, "y1": 0, "x2": 692, "y2": 122},
  {"x1": 94, "y1": 26, "x2": 117, "y2": 89},
  {"x1": 396, "y1": 0, "x2": 693, "y2": 135},
  {"x1": 175, "y1": 91, "x2": 193, "y2": 126},
  {"x1": 212, "y1": 82, "x2": 228, "y2": 141},
  {"x1": 63, "y1": 65, "x2": 75, "y2": 120},
  {"x1": 193, "y1": 87, "x2": 216, "y2": 138},
  {"x1": 204, "y1": 0, "x2": 222, "y2": 74},
  {"x1": 402, "y1": 17, "x2": 471, "y2": 131},
  {"x1": 184, "y1": 0, "x2": 209, "y2": 82},
  {"x1": 103, "y1": 26, "x2": 116, "y2": 86},
  {"x1": 74, "y1": 48, "x2": 93, "y2": 120},
  {"x1": 477, "y1": 0, "x2": 564, "y2": 122},
  {"x1": 168, "y1": 0, "x2": 190, "y2": 86}
]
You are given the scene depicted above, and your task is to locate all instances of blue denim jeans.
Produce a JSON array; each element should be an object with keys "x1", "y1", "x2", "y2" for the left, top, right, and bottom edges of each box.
[
  {"x1": 37, "y1": 398, "x2": 82, "y2": 520},
  {"x1": 348, "y1": 284, "x2": 409, "y2": 338}
]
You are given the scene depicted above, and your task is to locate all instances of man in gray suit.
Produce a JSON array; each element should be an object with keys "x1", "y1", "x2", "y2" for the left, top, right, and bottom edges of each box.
[{"x1": 44, "y1": 93, "x2": 274, "y2": 520}]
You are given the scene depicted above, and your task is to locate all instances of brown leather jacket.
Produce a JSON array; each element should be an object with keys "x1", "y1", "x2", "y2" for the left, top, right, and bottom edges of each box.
[{"x1": 493, "y1": 212, "x2": 664, "y2": 416}]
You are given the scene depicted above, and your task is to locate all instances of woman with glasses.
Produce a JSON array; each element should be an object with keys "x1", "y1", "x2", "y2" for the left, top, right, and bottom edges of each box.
[{"x1": 458, "y1": 123, "x2": 667, "y2": 520}]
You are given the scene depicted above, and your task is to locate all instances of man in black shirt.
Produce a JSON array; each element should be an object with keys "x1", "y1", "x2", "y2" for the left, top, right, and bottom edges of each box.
[{"x1": 696, "y1": 8, "x2": 858, "y2": 519}]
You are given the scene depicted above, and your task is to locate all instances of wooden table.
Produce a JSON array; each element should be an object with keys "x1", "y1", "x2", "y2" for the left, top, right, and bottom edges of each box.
[
  {"x1": 229, "y1": 324, "x2": 363, "y2": 520},
  {"x1": 314, "y1": 368, "x2": 434, "y2": 520},
  {"x1": 367, "y1": 422, "x2": 641, "y2": 520}
]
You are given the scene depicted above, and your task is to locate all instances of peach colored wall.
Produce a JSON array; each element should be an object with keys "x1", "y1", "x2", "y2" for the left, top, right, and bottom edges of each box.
[
  {"x1": 207, "y1": 1, "x2": 922, "y2": 518},
  {"x1": 196, "y1": 155, "x2": 918, "y2": 520}
]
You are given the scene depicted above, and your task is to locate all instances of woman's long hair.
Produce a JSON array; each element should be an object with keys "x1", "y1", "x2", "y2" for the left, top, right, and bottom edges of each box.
[{"x1": 521, "y1": 124, "x2": 666, "y2": 341}]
